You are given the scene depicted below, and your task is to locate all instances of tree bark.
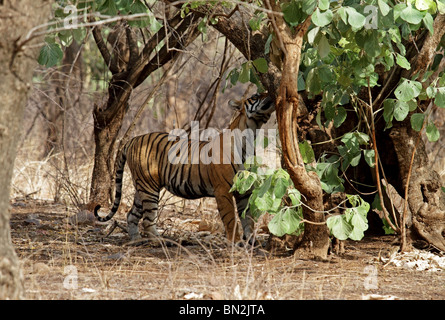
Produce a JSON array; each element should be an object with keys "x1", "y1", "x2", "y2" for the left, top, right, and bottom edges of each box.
[
  {"x1": 386, "y1": 14, "x2": 445, "y2": 251},
  {"x1": 0, "y1": 0, "x2": 51, "y2": 299},
  {"x1": 266, "y1": 1, "x2": 329, "y2": 259}
]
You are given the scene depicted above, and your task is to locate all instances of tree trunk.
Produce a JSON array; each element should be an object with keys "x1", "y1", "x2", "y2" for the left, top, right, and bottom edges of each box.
[
  {"x1": 379, "y1": 14, "x2": 445, "y2": 252},
  {"x1": 389, "y1": 121, "x2": 445, "y2": 251},
  {"x1": 272, "y1": 13, "x2": 329, "y2": 259},
  {"x1": 89, "y1": 101, "x2": 128, "y2": 206},
  {"x1": 0, "y1": 0, "x2": 51, "y2": 299}
]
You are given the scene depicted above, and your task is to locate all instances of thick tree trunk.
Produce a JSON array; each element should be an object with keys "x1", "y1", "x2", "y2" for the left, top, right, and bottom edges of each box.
[
  {"x1": 0, "y1": 0, "x2": 51, "y2": 299},
  {"x1": 389, "y1": 122, "x2": 445, "y2": 251},
  {"x1": 380, "y1": 14, "x2": 445, "y2": 251},
  {"x1": 89, "y1": 101, "x2": 128, "y2": 206},
  {"x1": 273, "y1": 14, "x2": 329, "y2": 259}
]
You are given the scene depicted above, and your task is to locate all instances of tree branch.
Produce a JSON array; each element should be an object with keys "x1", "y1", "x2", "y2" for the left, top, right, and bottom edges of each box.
[
  {"x1": 411, "y1": 14, "x2": 445, "y2": 81},
  {"x1": 134, "y1": 13, "x2": 200, "y2": 87},
  {"x1": 91, "y1": 24, "x2": 119, "y2": 74},
  {"x1": 125, "y1": 23, "x2": 140, "y2": 67}
]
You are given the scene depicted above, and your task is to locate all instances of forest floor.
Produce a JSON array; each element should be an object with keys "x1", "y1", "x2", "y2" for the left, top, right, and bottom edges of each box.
[{"x1": 9, "y1": 198, "x2": 445, "y2": 300}]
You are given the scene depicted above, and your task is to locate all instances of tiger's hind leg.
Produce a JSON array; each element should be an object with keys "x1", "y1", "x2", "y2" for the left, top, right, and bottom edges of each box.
[
  {"x1": 127, "y1": 189, "x2": 160, "y2": 240},
  {"x1": 127, "y1": 191, "x2": 143, "y2": 240},
  {"x1": 137, "y1": 187, "x2": 161, "y2": 240}
]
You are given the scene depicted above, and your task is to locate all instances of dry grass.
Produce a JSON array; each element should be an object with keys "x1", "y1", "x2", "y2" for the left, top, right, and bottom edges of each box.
[{"x1": 10, "y1": 199, "x2": 445, "y2": 300}]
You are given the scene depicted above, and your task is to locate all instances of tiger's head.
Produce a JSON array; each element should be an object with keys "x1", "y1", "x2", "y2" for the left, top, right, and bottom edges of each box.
[{"x1": 228, "y1": 93, "x2": 275, "y2": 131}]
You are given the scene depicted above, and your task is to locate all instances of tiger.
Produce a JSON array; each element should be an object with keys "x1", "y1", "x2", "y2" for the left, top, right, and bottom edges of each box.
[{"x1": 94, "y1": 93, "x2": 275, "y2": 243}]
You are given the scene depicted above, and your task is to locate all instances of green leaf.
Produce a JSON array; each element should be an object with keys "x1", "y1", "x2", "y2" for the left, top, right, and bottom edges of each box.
[
  {"x1": 410, "y1": 113, "x2": 426, "y2": 131},
  {"x1": 299, "y1": 140, "x2": 315, "y2": 163},
  {"x1": 378, "y1": 0, "x2": 391, "y2": 16},
  {"x1": 333, "y1": 106, "x2": 347, "y2": 128},
  {"x1": 427, "y1": 86, "x2": 436, "y2": 99},
  {"x1": 345, "y1": 7, "x2": 366, "y2": 29},
  {"x1": 38, "y1": 42, "x2": 63, "y2": 67},
  {"x1": 274, "y1": 177, "x2": 289, "y2": 199},
  {"x1": 317, "y1": 34, "x2": 330, "y2": 59},
  {"x1": 307, "y1": 26, "x2": 320, "y2": 45},
  {"x1": 394, "y1": 79, "x2": 422, "y2": 101},
  {"x1": 249, "y1": 12, "x2": 265, "y2": 31},
  {"x1": 229, "y1": 69, "x2": 239, "y2": 86},
  {"x1": 363, "y1": 149, "x2": 375, "y2": 167},
  {"x1": 258, "y1": 175, "x2": 272, "y2": 197},
  {"x1": 423, "y1": 12, "x2": 434, "y2": 34},
  {"x1": 363, "y1": 31, "x2": 381, "y2": 58},
  {"x1": 354, "y1": 131, "x2": 370, "y2": 145},
  {"x1": 415, "y1": 0, "x2": 436, "y2": 11},
  {"x1": 327, "y1": 215, "x2": 352, "y2": 240},
  {"x1": 348, "y1": 209, "x2": 368, "y2": 240},
  {"x1": 434, "y1": 87, "x2": 445, "y2": 108},
  {"x1": 314, "y1": 156, "x2": 344, "y2": 193},
  {"x1": 394, "y1": 3, "x2": 407, "y2": 20},
  {"x1": 400, "y1": 5, "x2": 424, "y2": 24},
  {"x1": 319, "y1": 0, "x2": 330, "y2": 11},
  {"x1": 338, "y1": 7, "x2": 348, "y2": 24},
  {"x1": 252, "y1": 58, "x2": 268, "y2": 73},
  {"x1": 282, "y1": 0, "x2": 303, "y2": 26},
  {"x1": 198, "y1": 19, "x2": 208, "y2": 34},
  {"x1": 239, "y1": 62, "x2": 251, "y2": 83},
  {"x1": 438, "y1": 0, "x2": 445, "y2": 14},
  {"x1": 426, "y1": 123, "x2": 440, "y2": 142},
  {"x1": 268, "y1": 208, "x2": 302, "y2": 237},
  {"x1": 254, "y1": 194, "x2": 273, "y2": 211},
  {"x1": 72, "y1": 28, "x2": 87, "y2": 43},
  {"x1": 395, "y1": 53, "x2": 411, "y2": 70},
  {"x1": 241, "y1": 172, "x2": 257, "y2": 194},
  {"x1": 394, "y1": 100, "x2": 410, "y2": 121},
  {"x1": 99, "y1": 0, "x2": 118, "y2": 16},
  {"x1": 312, "y1": 8, "x2": 333, "y2": 27},
  {"x1": 288, "y1": 188, "x2": 301, "y2": 206},
  {"x1": 383, "y1": 99, "x2": 396, "y2": 125},
  {"x1": 302, "y1": 0, "x2": 317, "y2": 14},
  {"x1": 306, "y1": 68, "x2": 322, "y2": 95},
  {"x1": 231, "y1": 171, "x2": 258, "y2": 194},
  {"x1": 264, "y1": 34, "x2": 273, "y2": 55},
  {"x1": 328, "y1": 195, "x2": 369, "y2": 240}
]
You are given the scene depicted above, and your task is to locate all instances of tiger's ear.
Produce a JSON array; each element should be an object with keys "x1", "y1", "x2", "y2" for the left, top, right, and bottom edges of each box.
[{"x1": 228, "y1": 99, "x2": 242, "y2": 111}]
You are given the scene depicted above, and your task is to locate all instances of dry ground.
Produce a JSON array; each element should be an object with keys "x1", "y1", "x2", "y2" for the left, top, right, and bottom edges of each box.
[{"x1": 9, "y1": 199, "x2": 445, "y2": 300}]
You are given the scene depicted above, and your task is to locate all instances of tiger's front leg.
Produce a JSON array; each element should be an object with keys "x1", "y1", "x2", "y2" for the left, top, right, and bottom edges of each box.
[
  {"x1": 235, "y1": 192, "x2": 255, "y2": 244},
  {"x1": 214, "y1": 187, "x2": 242, "y2": 243}
]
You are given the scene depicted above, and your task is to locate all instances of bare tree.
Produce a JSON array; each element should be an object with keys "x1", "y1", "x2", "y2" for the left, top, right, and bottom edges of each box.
[{"x1": 0, "y1": 0, "x2": 52, "y2": 299}]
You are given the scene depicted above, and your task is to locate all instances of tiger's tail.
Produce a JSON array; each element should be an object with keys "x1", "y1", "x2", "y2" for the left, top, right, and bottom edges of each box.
[{"x1": 94, "y1": 143, "x2": 128, "y2": 222}]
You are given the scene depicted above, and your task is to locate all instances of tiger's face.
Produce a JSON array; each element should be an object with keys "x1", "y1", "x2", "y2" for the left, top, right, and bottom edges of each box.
[{"x1": 229, "y1": 93, "x2": 275, "y2": 130}]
